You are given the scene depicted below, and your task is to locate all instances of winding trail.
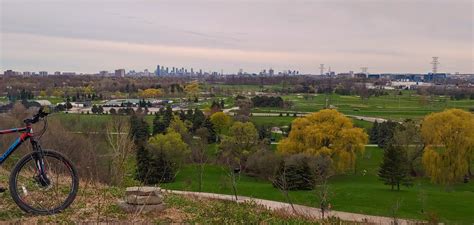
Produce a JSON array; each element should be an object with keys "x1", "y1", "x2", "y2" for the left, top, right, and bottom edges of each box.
[{"x1": 163, "y1": 189, "x2": 420, "y2": 225}]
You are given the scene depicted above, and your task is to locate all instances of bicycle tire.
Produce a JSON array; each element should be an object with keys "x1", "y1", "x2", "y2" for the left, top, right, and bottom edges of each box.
[{"x1": 9, "y1": 150, "x2": 79, "y2": 215}]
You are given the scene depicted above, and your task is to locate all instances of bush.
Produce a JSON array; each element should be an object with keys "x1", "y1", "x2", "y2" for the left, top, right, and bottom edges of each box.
[
  {"x1": 245, "y1": 150, "x2": 282, "y2": 179},
  {"x1": 273, "y1": 153, "x2": 332, "y2": 190}
]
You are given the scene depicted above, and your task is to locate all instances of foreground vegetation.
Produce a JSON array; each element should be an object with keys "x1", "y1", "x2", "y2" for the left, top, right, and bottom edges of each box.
[{"x1": 0, "y1": 179, "x2": 327, "y2": 224}]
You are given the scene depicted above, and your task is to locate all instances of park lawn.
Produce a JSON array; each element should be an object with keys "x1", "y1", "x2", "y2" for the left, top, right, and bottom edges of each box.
[
  {"x1": 161, "y1": 147, "x2": 474, "y2": 224},
  {"x1": 252, "y1": 92, "x2": 474, "y2": 121}
]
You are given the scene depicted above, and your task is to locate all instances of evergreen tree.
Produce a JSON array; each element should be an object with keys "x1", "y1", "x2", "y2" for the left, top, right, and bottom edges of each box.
[
  {"x1": 163, "y1": 105, "x2": 173, "y2": 128},
  {"x1": 370, "y1": 121, "x2": 398, "y2": 147},
  {"x1": 179, "y1": 110, "x2": 186, "y2": 121},
  {"x1": 273, "y1": 154, "x2": 315, "y2": 190},
  {"x1": 65, "y1": 97, "x2": 73, "y2": 110},
  {"x1": 98, "y1": 105, "x2": 104, "y2": 114},
  {"x1": 220, "y1": 99, "x2": 225, "y2": 109},
  {"x1": 152, "y1": 113, "x2": 166, "y2": 135},
  {"x1": 91, "y1": 105, "x2": 98, "y2": 114},
  {"x1": 186, "y1": 108, "x2": 194, "y2": 121},
  {"x1": 192, "y1": 108, "x2": 205, "y2": 131},
  {"x1": 369, "y1": 121, "x2": 379, "y2": 144},
  {"x1": 203, "y1": 118, "x2": 217, "y2": 143},
  {"x1": 378, "y1": 144, "x2": 412, "y2": 191},
  {"x1": 130, "y1": 115, "x2": 151, "y2": 183}
]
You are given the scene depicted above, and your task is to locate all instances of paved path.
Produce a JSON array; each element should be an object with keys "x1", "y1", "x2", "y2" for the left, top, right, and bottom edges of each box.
[{"x1": 163, "y1": 189, "x2": 420, "y2": 225}]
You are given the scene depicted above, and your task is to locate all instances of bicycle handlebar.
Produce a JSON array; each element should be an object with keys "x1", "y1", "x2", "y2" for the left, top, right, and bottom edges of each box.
[{"x1": 24, "y1": 108, "x2": 49, "y2": 125}]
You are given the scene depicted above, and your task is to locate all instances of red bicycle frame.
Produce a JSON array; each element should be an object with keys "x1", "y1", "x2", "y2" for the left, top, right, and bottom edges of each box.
[{"x1": 0, "y1": 125, "x2": 34, "y2": 164}]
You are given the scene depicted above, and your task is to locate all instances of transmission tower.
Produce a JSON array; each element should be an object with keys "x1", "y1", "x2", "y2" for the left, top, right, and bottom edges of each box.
[
  {"x1": 319, "y1": 64, "x2": 325, "y2": 75},
  {"x1": 361, "y1": 67, "x2": 368, "y2": 74},
  {"x1": 431, "y1": 57, "x2": 439, "y2": 73}
]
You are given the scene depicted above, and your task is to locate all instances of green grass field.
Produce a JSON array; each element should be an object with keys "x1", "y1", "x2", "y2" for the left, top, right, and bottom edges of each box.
[
  {"x1": 161, "y1": 147, "x2": 474, "y2": 224},
  {"x1": 252, "y1": 91, "x2": 474, "y2": 121}
]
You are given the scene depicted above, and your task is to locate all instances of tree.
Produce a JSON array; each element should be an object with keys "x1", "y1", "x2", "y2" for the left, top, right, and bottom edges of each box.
[
  {"x1": 203, "y1": 118, "x2": 217, "y2": 143},
  {"x1": 379, "y1": 144, "x2": 412, "y2": 191},
  {"x1": 184, "y1": 80, "x2": 200, "y2": 99},
  {"x1": 105, "y1": 116, "x2": 135, "y2": 186},
  {"x1": 163, "y1": 105, "x2": 173, "y2": 128},
  {"x1": 218, "y1": 121, "x2": 259, "y2": 200},
  {"x1": 392, "y1": 120, "x2": 424, "y2": 176},
  {"x1": 167, "y1": 115, "x2": 192, "y2": 144},
  {"x1": 273, "y1": 154, "x2": 315, "y2": 190},
  {"x1": 192, "y1": 108, "x2": 205, "y2": 131},
  {"x1": 152, "y1": 114, "x2": 167, "y2": 135},
  {"x1": 210, "y1": 112, "x2": 232, "y2": 142},
  {"x1": 39, "y1": 90, "x2": 47, "y2": 98},
  {"x1": 139, "y1": 88, "x2": 162, "y2": 98},
  {"x1": 191, "y1": 128, "x2": 210, "y2": 192},
  {"x1": 109, "y1": 108, "x2": 117, "y2": 115},
  {"x1": 146, "y1": 131, "x2": 189, "y2": 184},
  {"x1": 91, "y1": 105, "x2": 98, "y2": 114},
  {"x1": 234, "y1": 98, "x2": 253, "y2": 122},
  {"x1": 65, "y1": 97, "x2": 73, "y2": 111},
  {"x1": 369, "y1": 120, "x2": 399, "y2": 147},
  {"x1": 98, "y1": 105, "x2": 104, "y2": 114},
  {"x1": 421, "y1": 109, "x2": 474, "y2": 185},
  {"x1": 278, "y1": 109, "x2": 368, "y2": 173},
  {"x1": 219, "y1": 122, "x2": 259, "y2": 162},
  {"x1": 130, "y1": 114, "x2": 150, "y2": 183}
]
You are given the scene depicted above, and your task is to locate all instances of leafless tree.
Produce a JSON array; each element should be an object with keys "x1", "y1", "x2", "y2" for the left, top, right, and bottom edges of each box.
[{"x1": 105, "y1": 116, "x2": 135, "y2": 186}]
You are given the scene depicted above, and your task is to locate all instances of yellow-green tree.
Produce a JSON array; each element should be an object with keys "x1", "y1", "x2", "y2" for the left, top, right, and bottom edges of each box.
[
  {"x1": 184, "y1": 80, "x2": 200, "y2": 98},
  {"x1": 39, "y1": 90, "x2": 47, "y2": 98},
  {"x1": 139, "y1": 88, "x2": 162, "y2": 98},
  {"x1": 278, "y1": 109, "x2": 368, "y2": 173},
  {"x1": 220, "y1": 121, "x2": 259, "y2": 158},
  {"x1": 83, "y1": 85, "x2": 94, "y2": 95},
  {"x1": 167, "y1": 115, "x2": 192, "y2": 144},
  {"x1": 210, "y1": 112, "x2": 232, "y2": 141},
  {"x1": 421, "y1": 109, "x2": 474, "y2": 185},
  {"x1": 51, "y1": 89, "x2": 64, "y2": 98}
]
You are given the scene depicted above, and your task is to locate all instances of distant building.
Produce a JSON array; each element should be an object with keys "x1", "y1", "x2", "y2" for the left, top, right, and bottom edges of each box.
[
  {"x1": 143, "y1": 69, "x2": 150, "y2": 76},
  {"x1": 115, "y1": 69, "x2": 125, "y2": 77},
  {"x1": 269, "y1": 68, "x2": 274, "y2": 76},
  {"x1": 99, "y1": 71, "x2": 108, "y2": 76},
  {"x1": 54, "y1": 71, "x2": 61, "y2": 75},
  {"x1": 23, "y1": 71, "x2": 31, "y2": 76},
  {"x1": 424, "y1": 73, "x2": 447, "y2": 82},
  {"x1": 39, "y1": 71, "x2": 48, "y2": 76},
  {"x1": 354, "y1": 73, "x2": 367, "y2": 79},
  {"x1": 4, "y1": 70, "x2": 15, "y2": 76},
  {"x1": 155, "y1": 65, "x2": 161, "y2": 76},
  {"x1": 62, "y1": 72, "x2": 76, "y2": 76}
]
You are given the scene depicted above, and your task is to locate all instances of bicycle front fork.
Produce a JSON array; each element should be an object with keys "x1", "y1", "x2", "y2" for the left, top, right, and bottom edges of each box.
[{"x1": 32, "y1": 143, "x2": 50, "y2": 187}]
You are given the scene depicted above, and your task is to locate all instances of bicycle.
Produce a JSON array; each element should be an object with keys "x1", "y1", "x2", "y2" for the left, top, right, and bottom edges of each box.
[{"x1": 0, "y1": 108, "x2": 79, "y2": 215}]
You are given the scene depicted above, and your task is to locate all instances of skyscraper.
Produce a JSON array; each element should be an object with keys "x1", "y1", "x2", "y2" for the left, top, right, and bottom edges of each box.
[
  {"x1": 155, "y1": 65, "x2": 160, "y2": 76},
  {"x1": 115, "y1": 69, "x2": 125, "y2": 77}
]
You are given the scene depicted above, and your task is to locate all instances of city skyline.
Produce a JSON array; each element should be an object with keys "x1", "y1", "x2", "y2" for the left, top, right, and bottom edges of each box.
[{"x1": 1, "y1": 0, "x2": 473, "y2": 74}]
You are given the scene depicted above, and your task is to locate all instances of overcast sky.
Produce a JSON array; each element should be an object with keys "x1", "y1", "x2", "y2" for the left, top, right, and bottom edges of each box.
[{"x1": 1, "y1": 0, "x2": 473, "y2": 74}]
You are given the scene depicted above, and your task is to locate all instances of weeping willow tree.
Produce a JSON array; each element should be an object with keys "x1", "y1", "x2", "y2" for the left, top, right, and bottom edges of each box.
[
  {"x1": 278, "y1": 109, "x2": 368, "y2": 173},
  {"x1": 421, "y1": 109, "x2": 474, "y2": 186}
]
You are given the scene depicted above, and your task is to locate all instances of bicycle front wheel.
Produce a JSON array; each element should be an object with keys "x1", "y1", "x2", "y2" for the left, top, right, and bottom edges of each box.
[{"x1": 9, "y1": 150, "x2": 79, "y2": 215}]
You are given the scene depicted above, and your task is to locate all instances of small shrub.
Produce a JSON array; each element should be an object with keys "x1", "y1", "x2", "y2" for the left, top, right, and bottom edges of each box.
[{"x1": 245, "y1": 150, "x2": 282, "y2": 179}]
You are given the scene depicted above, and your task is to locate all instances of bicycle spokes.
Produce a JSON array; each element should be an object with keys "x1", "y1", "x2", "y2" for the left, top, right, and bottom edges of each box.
[{"x1": 14, "y1": 154, "x2": 75, "y2": 212}]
